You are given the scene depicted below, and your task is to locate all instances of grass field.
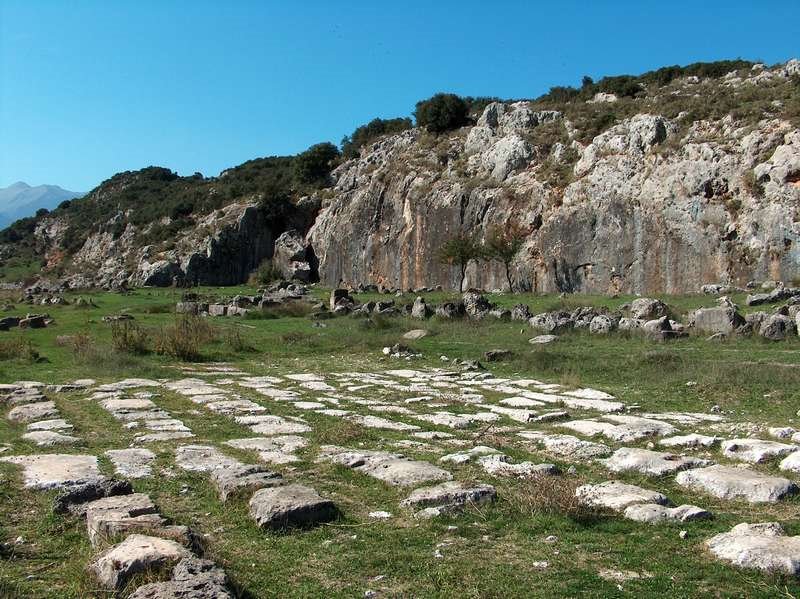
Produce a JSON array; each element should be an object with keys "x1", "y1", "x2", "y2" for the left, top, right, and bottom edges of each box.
[{"x1": 1, "y1": 286, "x2": 799, "y2": 598}]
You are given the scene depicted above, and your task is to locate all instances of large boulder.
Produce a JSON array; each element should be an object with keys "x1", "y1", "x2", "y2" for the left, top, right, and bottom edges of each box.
[
  {"x1": 411, "y1": 297, "x2": 431, "y2": 319},
  {"x1": 462, "y1": 291, "x2": 493, "y2": 319},
  {"x1": 249, "y1": 484, "x2": 337, "y2": 529},
  {"x1": 759, "y1": 314, "x2": 796, "y2": 340},
  {"x1": 272, "y1": 230, "x2": 317, "y2": 283},
  {"x1": 630, "y1": 298, "x2": 668, "y2": 320},
  {"x1": 692, "y1": 306, "x2": 745, "y2": 334},
  {"x1": 89, "y1": 534, "x2": 191, "y2": 590}
]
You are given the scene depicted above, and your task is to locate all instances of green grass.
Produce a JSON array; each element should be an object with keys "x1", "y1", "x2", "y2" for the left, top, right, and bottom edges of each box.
[{"x1": 1, "y1": 286, "x2": 799, "y2": 597}]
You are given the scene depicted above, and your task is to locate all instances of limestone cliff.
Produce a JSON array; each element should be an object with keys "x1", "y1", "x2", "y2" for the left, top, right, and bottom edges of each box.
[{"x1": 309, "y1": 62, "x2": 800, "y2": 293}]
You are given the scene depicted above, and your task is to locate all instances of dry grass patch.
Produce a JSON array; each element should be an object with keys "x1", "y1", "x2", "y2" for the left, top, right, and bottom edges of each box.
[{"x1": 504, "y1": 474, "x2": 606, "y2": 523}]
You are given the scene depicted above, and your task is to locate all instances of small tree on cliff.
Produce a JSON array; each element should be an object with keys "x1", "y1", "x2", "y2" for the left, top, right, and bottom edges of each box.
[
  {"x1": 439, "y1": 233, "x2": 482, "y2": 292},
  {"x1": 485, "y1": 223, "x2": 528, "y2": 292}
]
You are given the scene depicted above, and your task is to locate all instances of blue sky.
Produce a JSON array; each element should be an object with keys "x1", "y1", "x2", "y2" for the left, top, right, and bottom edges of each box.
[{"x1": 1, "y1": 1, "x2": 798, "y2": 192}]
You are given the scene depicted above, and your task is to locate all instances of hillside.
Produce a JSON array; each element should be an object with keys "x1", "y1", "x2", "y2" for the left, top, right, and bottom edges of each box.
[
  {"x1": 0, "y1": 182, "x2": 83, "y2": 228},
  {"x1": 1, "y1": 59, "x2": 799, "y2": 292}
]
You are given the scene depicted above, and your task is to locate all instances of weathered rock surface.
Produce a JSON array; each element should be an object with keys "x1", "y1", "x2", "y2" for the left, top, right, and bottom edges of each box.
[
  {"x1": 576, "y1": 480, "x2": 668, "y2": 511},
  {"x1": 249, "y1": 484, "x2": 337, "y2": 529},
  {"x1": 676, "y1": 465, "x2": 798, "y2": 503},
  {"x1": 89, "y1": 534, "x2": 192, "y2": 590},
  {"x1": 128, "y1": 557, "x2": 234, "y2": 599},
  {"x1": 721, "y1": 438, "x2": 798, "y2": 463},
  {"x1": 1, "y1": 453, "x2": 103, "y2": 490},
  {"x1": 706, "y1": 522, "x2": 800, "y2": 576},
  {"x1": 623, "y1": 503, "x2": 711, "y2": 524},
  {"x1": 600, "y1": 448, "x2": 710, "y2": 476}
]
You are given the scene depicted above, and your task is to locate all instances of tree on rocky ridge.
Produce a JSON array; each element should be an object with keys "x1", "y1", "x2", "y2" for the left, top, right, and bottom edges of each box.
[
  {"x1": 439, "y1": 233, "x2": 482, "y2": 292},
  {"x1": 294, "y1": 142, "x2": 340, "y2": 185},
  {"x1": 485, "y1": 222, "x2": 529, "y2": 292},
  {"x1": 414, "y1": 93, "x2": 469, "y2": 133}
]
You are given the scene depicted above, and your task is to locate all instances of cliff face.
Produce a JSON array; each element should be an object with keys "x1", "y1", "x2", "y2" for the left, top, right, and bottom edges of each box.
[
  {"x1": 6, "y1": 61, "x2": 800, "y2": 293},
  {"x1": 309, "y1": 66, "x2": 800, "y2": 293}
]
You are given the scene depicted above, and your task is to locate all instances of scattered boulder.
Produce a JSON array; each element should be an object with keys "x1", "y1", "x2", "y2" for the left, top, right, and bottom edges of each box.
[
  {"x1": 89, "y1": 534, "x2": 192, "y2": 590},
  {"x1": 630, "y1": 298, "x2": 668, "y2": 320},
  {"x1": 691, "y1": 306, "x2": 745, "y2": 335},
  {"x1": 435, "y1": 302, "x2": 465, "y2": 319},
  {"x1": 721, "y1": 438, "x2": 798, "y2": 463},
  {"x1": 18, "y1": 314, "x2": 47, "y2": 329},
  {"x1": 600, "y1": 448, "x2": 710, "y2": 476},
  {"x1": 400, "y1": 481, "x2": 496, "y2": 518},
  {"x1": 706, "y1": 522, "x2": 800, "y2": 576},
  {"x1": 529, "y1": 334, "x2": 558, "y2": 344},
  {"x1": 510, "y1": 304, "x2": 532, "y2": 321},
  {"x1": 128, "y1": 557, "x2": 234, "y2": 599},
  {"x1": 249, "y1": 484, "x2": 337, "y2": 529},
  {"x1": 484, "y1": 349, "x2": 512, "y2": 362},
  {"x1": 411, "y1": 297, "x2": 431, "y2": 319},
  {"x1": 462, "y1": 291, "x2": 493, "y2": 319},
  {"x1": 589, "y1": 315, "x2": 614, "y2": 334},
  {"x1": 759, "y1": 314, "x2": 796, "y2": 340},
  {"x1": 329, "y1": 289, "x2": 354, "y2": 311},
  {"x1": 676, "y1": 465, "x2": 798, "y2": 503},
  {"x1": 623, "y1": 503, "x2": 711, "y2": 524},
  {"x1": 402, "y1": 329, "x2": 429, "y2": 341},
  {"x1": 575, "y1": 480, "x2": 668, "y2": 512}
]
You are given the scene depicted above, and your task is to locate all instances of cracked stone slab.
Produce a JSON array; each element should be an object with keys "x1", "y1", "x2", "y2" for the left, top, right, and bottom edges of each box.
[
  {"x1": 415, "y1": 412, "x2": 473, "y2": 429},
  {"x1": 105, "y1": 448, "x2": 156, "y2": 478},
  {"x1": 706, "y1": 522, "x2": 800, "y2": 576},
  {"x1": 721, "y1": 438, "x2": 798, "y2": 463},
  {"x1": 175, "y1": 445, "x2": 242, "y2": 472},
  {"x1": 128, "y1": 556, "x2": 234, "y2": 599},
  {"x1": 518, "y1": 431, "x2": 611, "y2": 459},
  {"x1": 559, "y1": 415, "x2": 676, "y2": 443},
  {"x1": 0, "y1": 453, "x2": 103, "y2": 489},
  {"x1": 780, "y1": 452, "x2": 800, "y2": 473},
  {"x1": 659, "y1": 434, "x2": 722, "y2": 449},
  {"x1": 317, "y1": 445, "x2": 452, "y2": 486},
  {"x1": 225, "y1": 436, "x2": 307, "y2": 465},
  {"x1": 249, "y1": 484, "x2": 337, "y2": 529},
  {"x1": 135, "y1": 431, "x2": 194, "y2": 443},
  {"x1": 623, "y1": 503, "x2": 711, "y2": 524},
  {"x1": 234, "y1": 414, "x2": 312, "y2": 435},
  {"x1": 21, "y1": 430, "x2": 80, "y2": 446},
  {"x1": 400, "y1": 481, "x2": 496, "y2": 512},
  {"x1": 89, "y1": 534, "x2": 191, "y2": 590},
  {"x1": 676, "y1": 465, "x2": 798, "y2": 503},
  {"x1": 83, "y1": 493, "x2": 159, "y2": 545},
  {"x1": 346, "y1": 414, "x2": 420, "y2": 431},
  {"x1": 440, "y1": 446, "x2": 502, "y2": 465},
  {"x1": 576, "y1": 480, "x2": 668, "y2": 512},
  {"x1": 210, "y1": 464, "x2": 283, "y2": 501},
  {"x1": 478, "y1": 454, "x2": 559, "y2": 477},
  {"x1": 600, "y1": 448, "x2": 711, "y2": 476},
  {"x1": 96, "y1": 379, "x2": 162, "y2": 392},
  {"x1": 561, "y1": 398, "x2": 625, "y2": 413},
  {"x1": 26, "y1": 418, "x2": 73, "y2": 432},
  {"x1": 7, "y1": 401, "x2": 59, "y2": 423}
]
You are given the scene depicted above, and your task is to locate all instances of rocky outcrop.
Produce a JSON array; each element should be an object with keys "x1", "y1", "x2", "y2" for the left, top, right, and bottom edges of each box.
[
  {"x1": 309, "y1": 64, "x2": 800, "y2": 293},
  {"x1": 7, "y1": 61, "x2": 800, "y2": 292}
]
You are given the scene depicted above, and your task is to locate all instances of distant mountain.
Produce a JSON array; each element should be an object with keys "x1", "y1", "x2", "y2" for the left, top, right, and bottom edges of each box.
[{"x1": 0, "y1": 182, "x2": 83, "y2": 228}]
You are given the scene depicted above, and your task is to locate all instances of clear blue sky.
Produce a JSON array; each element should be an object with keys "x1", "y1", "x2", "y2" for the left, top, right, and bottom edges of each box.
[{"x1": 1, "y1": 0, "x2": 798, "y2": 192}]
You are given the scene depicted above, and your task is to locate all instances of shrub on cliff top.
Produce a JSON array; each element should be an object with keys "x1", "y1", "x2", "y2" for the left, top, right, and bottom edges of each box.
[
  {"x1": 415, "y1": 93, "x2": 469, "y2": 133},
  {"x1": 294, "y1": 142, "x2": 340, "y2": 185},
  {"x1": 341, "y1": 117, "x2": 413, "y2": 158}
]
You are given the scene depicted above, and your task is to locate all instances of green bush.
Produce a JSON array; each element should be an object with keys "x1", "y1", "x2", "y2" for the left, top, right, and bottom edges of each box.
[
  {"x1": 294, "y1": 142, "x2": 340, "y2": 185},
  {"x1": 341, "y1": 117, "x2": 413, "y2": 158},
  {"x1": 414, "y1": 93, "x2": 469, "y2": 133},
  {"x1": 249, "y1": 259, "x2": 283, "y2": 286}
]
